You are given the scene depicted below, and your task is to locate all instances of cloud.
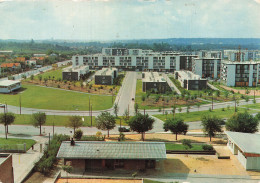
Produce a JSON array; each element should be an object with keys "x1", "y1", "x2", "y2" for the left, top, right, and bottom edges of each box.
[{"x1": 254, "y1": 0, "x2": 260, "y2": 3}]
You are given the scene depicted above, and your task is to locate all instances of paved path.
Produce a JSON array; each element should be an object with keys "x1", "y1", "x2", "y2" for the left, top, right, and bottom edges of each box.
[
  {"x1": 162, "y1": 73, "x2": 181, "y2": 94},
  {"x1": 8, "y1": 135, "x2": 48, "y2": 183}
]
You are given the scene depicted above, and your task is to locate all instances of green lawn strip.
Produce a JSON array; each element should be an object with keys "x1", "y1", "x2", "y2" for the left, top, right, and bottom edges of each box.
[
  {"x1": 241, "y1": 103, "x2": 260, "y2": 110},
  {"x1": 153, "y1": 107, "x2": 256, "y2": 122},
  {"x1": 0, "y1": 85, "x2": 113, "y2": 111},
  {"x1": 12, "y1": 114, "x2": 128, "y2": 127},
  {"x1": 165, "y1": 143, "x2": 203, "y2": 151},
  {"x1": 0, "y1": 138, "x2": 36, "y2": 151}
]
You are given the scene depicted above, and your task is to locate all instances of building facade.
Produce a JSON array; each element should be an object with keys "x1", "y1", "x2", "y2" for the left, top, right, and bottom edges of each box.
[
  {"x1": 192, "y1": 58, "x2": 221, "y2": 79},
  {"x1": 142, "y1": 72, "x2": 170, "y2": 93},
  {"x1": 0, "y1": 80, "x2": 21, "y2": 93},
  {"x1": 175, "y1": 70, "x2": 207, "y2": 90},
  {"x1": 95, "y1": 67, "x2": 118, "y2": 85},
  {"x1": 62, "y1": 65, "x2": 89, "y2": 81},
  {"x1": 0, "y1": 154, "x2": 14, "y2": 183},
  {"x1": 221, "y1": 61, "x2": 260, "y2": 87}
]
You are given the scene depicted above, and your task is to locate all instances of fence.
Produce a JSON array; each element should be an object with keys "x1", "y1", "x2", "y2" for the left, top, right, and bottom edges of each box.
[{"x1": 0, "y1": 143, "x2": 26, "y2": 153}]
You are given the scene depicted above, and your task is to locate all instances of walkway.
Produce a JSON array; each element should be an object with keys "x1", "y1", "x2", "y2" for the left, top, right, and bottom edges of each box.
[{"x1": 162, "y1": 73, "x2": 181, "y2": 94}]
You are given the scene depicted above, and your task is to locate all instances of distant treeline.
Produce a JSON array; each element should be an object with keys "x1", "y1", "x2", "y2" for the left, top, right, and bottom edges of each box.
[{"x1": 0, "y1": 38, "x2": 260, "y2": 55}]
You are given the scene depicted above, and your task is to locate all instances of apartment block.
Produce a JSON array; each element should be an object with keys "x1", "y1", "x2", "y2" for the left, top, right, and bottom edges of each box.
[
  {"x1": 62, "y1": 65, "x2": 89, "y2": 81},
  {"x1": 95, "y1": 67, "x2": 118, "y2": 85},
  {"x1": 142, "y1": 72, "x2": 170, "y2": 93},
  {"x1": 175, "y1": 70, "x2": 207, "y2": 90},
  {"x1": 221, "y1": 61, "x2": 260, "y2": 87},
  {"x1": 192, "y1": 58, "x2": 221, "y2": 79}
]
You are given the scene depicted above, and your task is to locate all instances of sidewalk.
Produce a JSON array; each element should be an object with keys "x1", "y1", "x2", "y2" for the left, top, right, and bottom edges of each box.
[{"x1": 12, "y1": 136, "x2": 48, "y2": 183}]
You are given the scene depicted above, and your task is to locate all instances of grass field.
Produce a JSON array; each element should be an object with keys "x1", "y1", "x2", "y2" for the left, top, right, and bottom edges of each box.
[
  {"x1": 0, "y1": 138, "x2": 36, "y2": 151},
  {"x1": 165, "y1": 143, "x2": 204, "y2": 151},
  {"x1": 12, "y1": 114, "x2": 128, "y2": 126},
  {"x1": 0, "y1": 84, "x2": 114, "y2": 111},
  {"x1": 153, "y1": 107, "x2": 257, "y2": 122},
  {"x1": 143, "y1": 180, "x2": 164, "y2": 183}
]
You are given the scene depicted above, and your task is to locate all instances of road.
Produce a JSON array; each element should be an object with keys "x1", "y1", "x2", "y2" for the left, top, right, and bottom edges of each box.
[{"x1": 116, "y1": 72, "x2": 137, "y2": 116}]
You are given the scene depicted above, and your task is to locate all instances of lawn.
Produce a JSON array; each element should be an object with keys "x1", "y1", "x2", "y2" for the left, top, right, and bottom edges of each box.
[
  {"x1": 0, "y1": 84, "x2": 114, "y2": 111},
  {"x1": 0, "y1": 138, "x2": 36, "y2": 151},
  {"x1": 153, "y1": 107, "x2": 256, "y2": 122},
  {"x1": 165, "y1": 143, "x2": 204, "y2": 151},
  {"x1": 143, "y1": 180, "x2": 164, "y2": 183},
  {"x1": 135, "y1": 79, "x2": 209, "y2": 110},
  {"x1": 12, "y1": 114, "x2": 128, "y2": 126}
]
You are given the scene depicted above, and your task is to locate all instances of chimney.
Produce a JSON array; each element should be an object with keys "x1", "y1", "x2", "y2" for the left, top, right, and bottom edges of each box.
[{"x1": 71, "y1": 138, "x2": 75, "y2": 146}]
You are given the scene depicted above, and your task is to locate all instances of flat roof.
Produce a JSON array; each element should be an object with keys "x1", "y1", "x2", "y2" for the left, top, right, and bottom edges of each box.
[
  {"x1": 223, "y1": 61, "x2": 260, "y2": 65},
  {"x1": 0, "y1": 154, "x2": 11, "y2": 166},
  {"x1": 225, "y1": 131, "x2": 260, "y2": 154},
  {"x1": 175, "y1": 70, "x2": 206, "y2": 80},
  {"x1": 0, "y1": 80, "x2": 21, "y2": 86},
  {"x1": 95, "y1": 68, "x2": 117, "y2": 76},
  {"x1": 63, "y1": 65, "x2": 89, "y2": 72},
  {"x1": 142, "y1": 72, "x2": 166, "y2": 83},
  {"x1": 57, "y1": 141, "x2": 166, "y2": 160}
]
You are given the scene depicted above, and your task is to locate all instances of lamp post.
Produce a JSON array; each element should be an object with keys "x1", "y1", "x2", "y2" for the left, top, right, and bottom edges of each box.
[
  {"x1": 19, "y1": 95, "x2": 21, "y2": 115},
  {"x1": 91, "y1": 104, "x2": 93, "y2": 127}
]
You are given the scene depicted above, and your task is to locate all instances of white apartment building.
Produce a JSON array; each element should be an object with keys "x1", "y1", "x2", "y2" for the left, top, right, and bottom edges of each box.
[
  {"x1": 192, "y1": 58, "x2": 221, "y2": 79},
  {"x1": 224, "y1": 50, "x2": 259, "y2": 62},
  {"x1": 221, "y1": 61, "x2": 260, "y2": 87}
]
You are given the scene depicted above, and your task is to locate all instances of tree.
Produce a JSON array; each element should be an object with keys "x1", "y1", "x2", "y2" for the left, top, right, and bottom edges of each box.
[
  {"x1": 171, "y1": 105, "x2": 177, "y2": 119},
  {"x1": 178, "y1": 107, "x2": 182, "y2": 113},
  {"x1": 113, "y1": 103, "x2": 119, "y2": 118},
  {"x1": 32, "y1": 112, "x2": 46, "y2": 135},
  {"x1": 128, "y1": 113, "x2": 155, "y2": 141},
  {"x1": 163, "y1": 118, "x2": 188, "y2": 140},
  {"x1": 201, "y1": 115, "x2": 224, "y2": 141},
  {"x1": 38, "y1": 75, "x2": 42, "y2": 82},
  {"x1": 30, "y1": 75, "x2": 34, "y2": 81},
  {"x1": 122, "y1": 109, "x2": 129, "y2": 123},
  {"x1": 182, "y1": 139, "x2": 192, "y2": 156},
  {"x1": 141, "y1": 94, "x2": 146, "y2": 102},
  {"x1": 73, "y1": 129, "x2": 83, "y2": 140},
  {"x1": 226, "y1": 112, "x2": 259, "y2": 133},
  {"x1": 134, "y1": 103, "x2": 139, "y2": 115},
  {"x1": 67, "y1": 116, "x2": 83, "y2": 134},
  {"x1": 0, "y1": 112, "x2": 15, "y2": 139},
  {"x1": 96, "y1": 112, "x2": 116, "y2": 137},
  {"x1": 196, "y1": 103, "x2": 201, "y2": 111}
]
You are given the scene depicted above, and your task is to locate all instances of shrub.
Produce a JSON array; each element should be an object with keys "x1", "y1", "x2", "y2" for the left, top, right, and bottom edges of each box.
[
  {"x1": 202, "y1": 144, "x2": 214, "y2": 151},
  {"x1": 57, "y1": 85, "x2": 60, "y2": 88},
  {"x1": 209, "y1": 107, "x2": 212, "y2": 112},
  {"x1": 73, "y1": 129, "x2": 83, "y2": 140},
  {"x1": 118, "y1": 132, "x2": 125, "y2": 141},
  {"x1": 221, "y1": 108, "x2": 225, "y2": 111}
]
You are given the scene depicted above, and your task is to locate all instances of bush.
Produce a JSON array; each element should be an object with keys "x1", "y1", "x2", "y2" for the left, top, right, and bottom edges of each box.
[
  {"x1": 57, "y1": 85, "x2": 60, "y2": 88},
  {"x1": 81, "y1": 135, "x2": 105, "y2": 141},
  {"x1": 118, "y1": 127, "x2": 130, "y2": 132},
  {"x1": 208, "y1": 107, "x2": 212, "y2": 112},
  {"x1": 34, "y1": 134, "x2": 70, "y2": 175},
  {"x1": 73, "y1": 129, "x2": 83, "y2": 140},
  {"x1": 118, "y1": 132, "x2": 125, "y2": 141},
  {"x1": 202, "y1": 144, "x2": 214, "y2": 151},
  {"x1": 221, "y1": 108, "x2": 225, "y2": 111}
]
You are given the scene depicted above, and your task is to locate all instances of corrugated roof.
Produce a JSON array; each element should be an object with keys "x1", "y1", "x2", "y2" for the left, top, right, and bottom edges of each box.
[
  {"x1": 57, "y1": 141, "x2": 166, "y2": 160},
  {"x1": 225, "y1": 131, "x2": 260, "y2": 154}
]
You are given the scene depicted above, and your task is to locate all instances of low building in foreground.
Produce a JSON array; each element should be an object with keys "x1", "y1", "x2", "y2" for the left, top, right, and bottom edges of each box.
[
  {"x1": 94, "y1": 67, "x2": 118, "y2": 85},
  {"x1": 142, "y1": 72, "x2": 170, "y2": 93},
  {"x1": 0, "y1": 80, "x2": 21, "y2": 93},
  {"x1": 0, "y1": 154, "x2": 14, "y2": 183},
  {"x1": 62, "y1": 65, "x2": 89, "y2": 81},
  {"x1": 175, "y1": 70, "x2": 207, "y2": 90},
  {"x1": 226, "y1": 131, "x2": 260, "y2": 170},
  {"x1": 57, "y1": 141, "x2": 166, "y2": 172}
]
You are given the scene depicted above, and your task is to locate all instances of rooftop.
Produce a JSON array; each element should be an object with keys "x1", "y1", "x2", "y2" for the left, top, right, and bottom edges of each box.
[
  {"x1": 57, "y1": 141, "x2": 166, "y2": 160},
  {"x1": 63, "y1": 65, "x2": 89, "y2": 72},
  {"x1": 175, "y1": 70, "x2": 205, "y2": 80},
  {"x1": 0, "y1": 154, "x2": 11, "y2": 166},
  {"x1": 225, "y1": 131, "x2": 260, "y2": 154},
  {"x1": 0, "y1": 80, "x2": 21, "y2": 86},
  {"x1": 142, "y1": 72, "x2": 166, "y2": 83},
  {"x1": 222, "y1": 61, "x2": 260, "y2": 65},
  {"x1": 95, "y1": 67, "x2": 117, "y2": 76},
  {"x1": 0, "y1": 63, "x2": 20, "y2": 67}
]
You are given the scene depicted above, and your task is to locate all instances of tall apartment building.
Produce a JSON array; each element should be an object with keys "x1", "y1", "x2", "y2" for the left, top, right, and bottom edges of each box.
[
  {"x1": 225, "y1": 50, "x2": 259, "y2": 62},
  {"x1": 192, "y1": 58, "x2": 221, "y2": 79},
  {"x1": 192, "y1": 50, "x2": 223, "y2": 59},
  {"x1": 72, "y1": 48, "x2": 198, "y2": 72},
  {"x1": 221, "y1": 61, "x2": 260, "y2": 87}
]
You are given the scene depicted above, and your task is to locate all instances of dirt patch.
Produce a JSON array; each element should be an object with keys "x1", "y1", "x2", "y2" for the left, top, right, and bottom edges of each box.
[
  {"x1": 56, "y1": 178, "x2": 142, "y2": 183},
  {"x1": 165, "y1": 154, "x2": 248, "y2": 176}
]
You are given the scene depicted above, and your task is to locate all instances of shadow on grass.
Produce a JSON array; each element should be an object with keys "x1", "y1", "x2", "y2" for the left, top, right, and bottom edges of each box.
[
  {"x1": 10, "y1": 87, "x2": 27, "y2": 94},
  {"x1": 9, "y1": 133, "x2": 32, "y2": 138}
]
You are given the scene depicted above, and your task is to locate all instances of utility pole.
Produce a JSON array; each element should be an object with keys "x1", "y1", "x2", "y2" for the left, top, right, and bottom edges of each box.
[
  {"x1": 212, "y1": 95, "x2": 214, "y2": 111},
  {"x1": 89, "y1": 96, "x2": 90, "y2": 117},
  {"x1": 112, "y1": 90, "x2": 113, "y2": 104},
  {"x1": 19, "y1": 95, "x2": 21, "y2": 115},
  {"x1": 53, "y1": 116, "x2": 55, "y2": 137},
  {"x1": 91, "y1": 104, "x2": 93, "y2": 127}
]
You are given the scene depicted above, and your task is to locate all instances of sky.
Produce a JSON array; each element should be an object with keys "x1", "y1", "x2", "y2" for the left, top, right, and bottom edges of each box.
[{"x1": 0, "y1": 0, "x2": 260, "y2": 40}]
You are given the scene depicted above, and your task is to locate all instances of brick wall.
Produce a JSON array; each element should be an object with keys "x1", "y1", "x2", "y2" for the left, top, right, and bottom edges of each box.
[{"x1": 0, "y1": 154, "x2": 14, "y2": 183}]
